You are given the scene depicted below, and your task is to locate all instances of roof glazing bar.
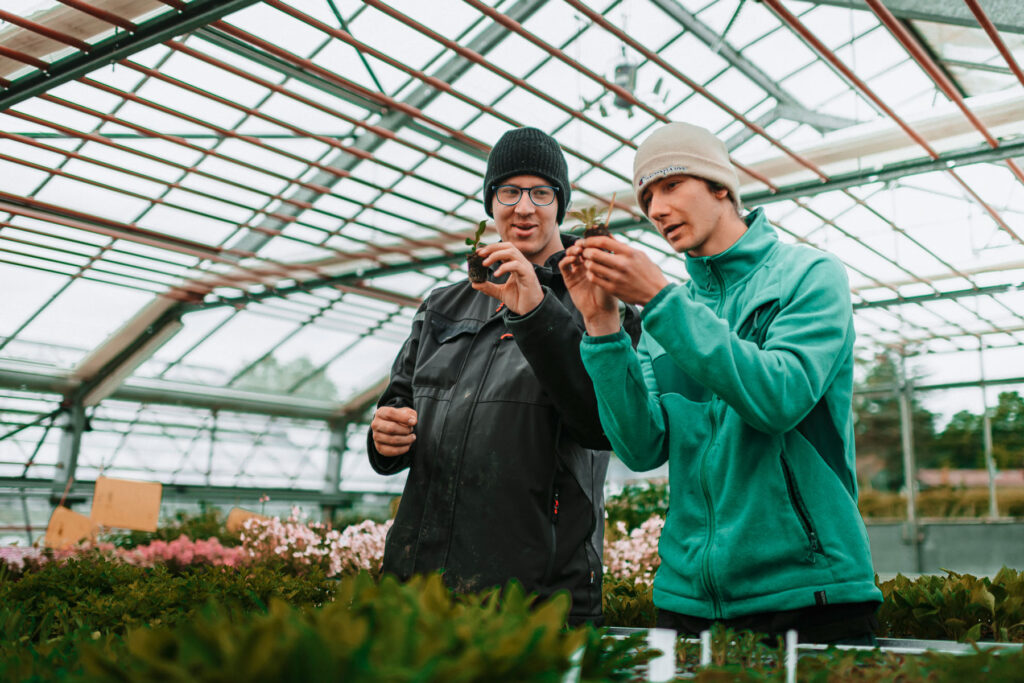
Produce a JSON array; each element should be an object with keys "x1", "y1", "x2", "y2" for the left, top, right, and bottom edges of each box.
[
  {"x1": 228, "y1": 0, "x2": 548, "y2": 257},
  {"x1": 0, "y1": 0, "x2": 261, "y2": 111},
  {"x1": 802, "y1": 0, "x2": 1024, "y2": 35}
]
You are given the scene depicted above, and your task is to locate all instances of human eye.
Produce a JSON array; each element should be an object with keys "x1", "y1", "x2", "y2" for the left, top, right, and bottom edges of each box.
[
  {"x1": 532, "y1": 187, "x2": 554, "y2": 202},
  {"x1": 497, "y1": 186, "x2": 520, "y2": 202}
]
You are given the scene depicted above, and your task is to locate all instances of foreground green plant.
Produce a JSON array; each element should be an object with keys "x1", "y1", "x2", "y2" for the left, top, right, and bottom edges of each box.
[
  {"x1": 0, "y1": 552, "x2": 334, "y2": 682},
  {"x1": 79, "y1": 572, "x2": 642, "y2": 682}
]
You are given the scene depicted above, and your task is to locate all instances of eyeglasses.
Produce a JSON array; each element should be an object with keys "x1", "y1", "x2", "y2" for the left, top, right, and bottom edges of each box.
[{"x1": 493, "y1": 184, "x2": 559, "y2": 207}]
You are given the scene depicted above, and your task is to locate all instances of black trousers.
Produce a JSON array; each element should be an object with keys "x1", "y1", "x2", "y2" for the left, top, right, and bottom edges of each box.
[{"x1": 656, "y1": 601, "x2": 880, "y2": 645}]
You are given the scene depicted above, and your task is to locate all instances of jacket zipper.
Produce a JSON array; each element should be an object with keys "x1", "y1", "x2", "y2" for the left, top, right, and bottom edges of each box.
[
  {"x1": 699, "y1": 262, "x2": 726, "y2": 619},
  {"x1": 698, "y1": 409, "x2": 721, "y2": 619},
  {"x1": 440, "y1": 329, "x2": 504, "y2": 564},
  {"x1": 780, "y1": 455, "x2": 824, "y2": 561}
]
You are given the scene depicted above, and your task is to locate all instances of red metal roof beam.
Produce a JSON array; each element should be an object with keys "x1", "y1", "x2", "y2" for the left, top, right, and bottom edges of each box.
[
  {"x1": 760, "y1": 0, "x2": 937, "y2": 157},
  {"x1": 211, "y1": 20, "x2": 488, "y2": 155},
  {"x1": 461, "y1": 0, "x2": 776, "y2": 191},
  {"x1": 562, "y1": 0, "x2": 822, "y2": 186},
  {"x1": 56, "y1": 0, "x2": 138, "y2": 31},
  {"x1": 0, "y1": 45, "x2": 51, "y2": 71},
  {"x1": 761, "y1": 0, "x2": 1021, "y2": 245},
  {"x1": 269, "y1": 0, "x2": 639, "y2": 215},
  {"x1": 864, "y1": 0, "x2": 1024, "y2": 186},
  {"x1": 0, "y1": 9, "x2": 92, "y2": 51},
  {"x1": 361, "y1": 0, "x2": 636, "y2": 151},
  {"x1": 964, "y1": 0, "x2": 1024, "y2": 92}
]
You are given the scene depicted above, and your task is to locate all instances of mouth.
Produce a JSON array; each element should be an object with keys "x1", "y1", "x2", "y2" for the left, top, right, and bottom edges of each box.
[
  {"x1": 662, "y1": 223, "x2": 684, "y2": 239},
  {"x1": 510, "y1": 224, "x2": 537, "y2": 236}
]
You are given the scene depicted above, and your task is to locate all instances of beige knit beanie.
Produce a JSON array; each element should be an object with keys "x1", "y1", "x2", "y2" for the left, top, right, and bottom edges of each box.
[{"x1": 633, "y1": 122, "x2": 740, "y2": 215}]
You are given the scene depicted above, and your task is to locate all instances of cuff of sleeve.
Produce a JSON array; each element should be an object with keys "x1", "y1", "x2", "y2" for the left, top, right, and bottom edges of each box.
[
  {"x1": 582, "y1": 328, "x2": 632, "y2": 346},
  {"x1": 640, "y1": 283, "x2": 679, "y2": 321},
  {"x1": 504, "y1": 287, "x2": 564, "y2": 332}
]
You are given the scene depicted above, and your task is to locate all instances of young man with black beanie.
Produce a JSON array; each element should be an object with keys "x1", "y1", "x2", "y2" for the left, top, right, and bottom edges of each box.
[
  {"x1": 368, "y1": 127, "x2": 640, "y2": 624},
  {"x1": 560, "y1": 122, "x2": 881, "y2": 643}
]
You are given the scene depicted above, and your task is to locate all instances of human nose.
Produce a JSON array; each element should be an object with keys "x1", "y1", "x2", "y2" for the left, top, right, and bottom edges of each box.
[
  {"x1": 647, "y1": 190, "x2": 668, "y2": 222},
  {"x1": 513, "y1": 191, "x2": 536, "y2": 213}
]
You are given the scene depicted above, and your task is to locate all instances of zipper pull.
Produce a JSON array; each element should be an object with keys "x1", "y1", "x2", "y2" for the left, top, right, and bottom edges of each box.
[{"x1": 807, "y1": 530, "x2": 821, "y2": 563}]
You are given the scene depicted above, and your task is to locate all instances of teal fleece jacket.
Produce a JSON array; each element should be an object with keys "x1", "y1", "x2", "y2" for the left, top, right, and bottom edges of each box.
[{"x1": 581, "y1": 208, "x2": 881, "y2": 619}]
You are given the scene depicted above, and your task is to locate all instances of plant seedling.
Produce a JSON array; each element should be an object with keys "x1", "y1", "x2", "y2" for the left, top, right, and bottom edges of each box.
[
  {"x1": 569, "y1": 194, "x2": 616, "y2": 239},
  {"x1": 466, "y1": 219, "x2": 488, "y2": 283}
]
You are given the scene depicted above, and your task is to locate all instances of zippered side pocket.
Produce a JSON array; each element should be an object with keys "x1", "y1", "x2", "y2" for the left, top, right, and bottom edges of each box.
[
  {"x1": 542, "y1": 486, "x2": 559, "y2": 583},
  {"x1": 780, "y1": 454, "x2": 824, "y2": 562}
]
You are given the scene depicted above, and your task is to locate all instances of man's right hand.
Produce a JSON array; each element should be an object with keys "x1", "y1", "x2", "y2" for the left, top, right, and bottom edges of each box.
[
  {"x1": 559, "y1": 241, "x2": 622, "y2": 336},
  {"x1": 371, "y1": 406, "x2": 418, "y2": 457}
]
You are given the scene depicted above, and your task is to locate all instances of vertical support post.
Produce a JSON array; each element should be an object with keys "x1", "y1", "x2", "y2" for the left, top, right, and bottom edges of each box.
[
  {"x1": 20, "y1": 488, "x2": 33, "y2": 545},
  {"x1": 897, "y1": 353, "x2": 922, "y2": 573},
  {"x1": 51, "y1": 401, "x2": 85, "y2": 506},
  {"x1": 207, "y1": 410, "x2": 218, "y2": 488},
  {"x1": 982, "y1": 411, "x2": 998, "y2": 518},
  {"x1": 978, "y1": 343, "x2": 999, "y2": 519},
  {"x1": 321, "y1": 418, "x2": 347, "y2": 520}
]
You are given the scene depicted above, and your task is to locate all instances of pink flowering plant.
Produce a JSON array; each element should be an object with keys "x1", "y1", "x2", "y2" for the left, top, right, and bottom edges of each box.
[
  {"x1": 604, "y1": 515, "x2": 663, "y2": 585},
  {"x1": 239, "y1": 507, "x2": 392, "y2": 578},
  {"x1": 0, "y1": 545, "x2": 46, "y2": 577},
  {"x1": 119, "y1": 535, "x2": 248, "y2": 571}
]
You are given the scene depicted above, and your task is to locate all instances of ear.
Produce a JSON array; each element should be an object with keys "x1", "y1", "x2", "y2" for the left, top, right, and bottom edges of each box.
[{"x1": 713, "y1": 187, "x2": 729, "y2": 201}]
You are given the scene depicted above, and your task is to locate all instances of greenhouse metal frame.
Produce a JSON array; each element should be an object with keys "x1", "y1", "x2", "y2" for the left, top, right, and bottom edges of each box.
[{"x1": 0, "y1": 0, "x2": 1022, "y2": 540}]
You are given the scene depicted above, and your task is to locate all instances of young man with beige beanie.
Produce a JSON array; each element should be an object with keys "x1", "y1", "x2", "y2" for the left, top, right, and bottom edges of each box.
[{"x1": 559, "y1": 122, "x2": 881, "y2": 643}]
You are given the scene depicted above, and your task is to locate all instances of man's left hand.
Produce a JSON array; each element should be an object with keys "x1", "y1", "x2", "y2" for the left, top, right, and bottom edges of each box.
[
  {"x1": 578, "y1": 236, "x2": 670, "y2": 306},
  {"x1": 471, "y1": 242, "x2": 544, "y2": 314}
]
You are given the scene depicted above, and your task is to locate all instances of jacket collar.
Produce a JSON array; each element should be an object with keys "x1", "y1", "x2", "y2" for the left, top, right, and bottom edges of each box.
[
  {"x1": 684, "y1": 207, "x2": 777, "y2": 292},
  {"x1": 534, "y1": 233, "x2": 577, "y2": 286}
]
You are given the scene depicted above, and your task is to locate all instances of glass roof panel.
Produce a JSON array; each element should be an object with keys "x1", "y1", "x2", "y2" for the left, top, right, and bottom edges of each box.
[{"x1": 0, "y1": 0, "x2": 1023, "y2": 500}]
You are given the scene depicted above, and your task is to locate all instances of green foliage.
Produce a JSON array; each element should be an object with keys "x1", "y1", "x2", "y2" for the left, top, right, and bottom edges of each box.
[
  {"x1": 79, "y1": 572, "x2": 594, "y2": 682},
  {"x1": 601, "y1": 576, "x2": 656, "y2": 628},
  {"x1": 878, "y1": 568, "x2": 1024, "y2": 643},
  {"x1": 929, "y1": 392, "x2": 1024, "y2": 469},
  {"x1": 605, "y1": 480, "x2": 668, "y2": 533},
  {"x1": 0, "y1": 552, "x2": 333, "y2": 642},
  {"x1": 465, "y1": 219, "x2": 487, "y2": 249},
  {"x1": 854, "y1": 351, "x2": 936, "y2": 491},
  {"x1": 568, "y1": 206, "x2": 605, "y2": 233},
  {"x1": 104, "y1": 508, "x2": 241, "y2": 549},
  {"x1": 577, "y1": 628, "x2": 655, "y2": 681},
  {"x1": 0, "y1": 553, "x2": 333, "y2": 682}
]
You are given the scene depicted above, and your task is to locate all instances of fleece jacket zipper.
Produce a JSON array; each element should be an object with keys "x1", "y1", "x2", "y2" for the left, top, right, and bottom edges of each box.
[
  {"x1": 699, "y1": 262, "x2": 726, "y2": 619},
  {"x1": 781, "y1": 455, "x2": 824, "y2": 561}
]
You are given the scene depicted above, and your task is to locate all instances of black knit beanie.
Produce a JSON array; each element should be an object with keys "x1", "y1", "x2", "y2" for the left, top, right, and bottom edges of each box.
[{"x1": 483, "y1": 127, "x2": 571, "y2": 225}]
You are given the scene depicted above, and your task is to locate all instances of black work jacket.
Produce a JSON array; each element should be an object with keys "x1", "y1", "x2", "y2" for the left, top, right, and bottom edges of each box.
[{"x1": 368, "y1": 235, "x2": 640, "y2": 622}]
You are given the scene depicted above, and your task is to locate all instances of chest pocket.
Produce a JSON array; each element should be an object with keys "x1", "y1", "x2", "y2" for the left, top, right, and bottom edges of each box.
[{"x1": 414, "y1": 314, "x2": 484, "y2": 388}]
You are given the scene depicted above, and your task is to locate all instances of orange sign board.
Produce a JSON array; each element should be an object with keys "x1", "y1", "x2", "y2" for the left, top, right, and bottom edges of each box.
[
  {"x1": 89, "y1": 476, "x2": 162, "y2": 531},
  {"x1": 44, "y1": 506, "x2": 98, "y2": 549},
  {"x1": 226, "y1": 507, "x2": 268, "y2": 533}
]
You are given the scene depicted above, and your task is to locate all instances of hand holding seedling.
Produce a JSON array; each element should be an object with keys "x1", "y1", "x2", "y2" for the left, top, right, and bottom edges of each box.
[
  {"x1": 559, "y1": 242, "x2": 620, "y2": 336},
  {"x1": 371, "y1": 405, "x2": 417, "y2": 457},
  {"x1": 472, "y1": 242, "x2": 544, "y2": 314},
  {"x1": 572, "y1": 236, "x2": 670, "y2": 307}
]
